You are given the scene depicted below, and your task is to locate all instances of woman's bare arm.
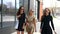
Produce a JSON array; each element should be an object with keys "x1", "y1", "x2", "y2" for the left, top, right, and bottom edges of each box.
[
  {"x1": 17, "y1": 15, "x2": 21, "y2": 18},
  {"x1": 33, "y1": 18, "x2": 36, "y2": 32}
]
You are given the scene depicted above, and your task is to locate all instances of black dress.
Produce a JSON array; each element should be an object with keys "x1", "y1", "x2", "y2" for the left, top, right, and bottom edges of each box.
[
  {"x1": 40, "y1": 15, "x2": 55, "y2": 34},
  {"x1": 16, "y1": 13, "x2": 25, "y2": 31}
]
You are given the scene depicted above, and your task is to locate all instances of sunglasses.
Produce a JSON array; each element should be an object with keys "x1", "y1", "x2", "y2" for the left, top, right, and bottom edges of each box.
[{"x1": 21, "y1": 9, "x2": 24, "y2": 10}]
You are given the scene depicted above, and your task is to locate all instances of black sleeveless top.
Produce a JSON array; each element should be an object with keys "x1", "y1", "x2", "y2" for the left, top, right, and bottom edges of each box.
[{"x1": 18, "y1": 13, "x2": 25, "y2": 24}]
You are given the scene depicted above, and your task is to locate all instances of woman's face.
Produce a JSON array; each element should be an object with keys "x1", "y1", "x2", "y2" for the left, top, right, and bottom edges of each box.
[
  {"x1": 29, "y1": 10, "x2": 33, "y2": 16},
  {"x1": 46, "y1": 9, "x2": 50, "y2": 15},
  {"x1": 20, "y1": 7, "x2": 24, "y2": 14}
]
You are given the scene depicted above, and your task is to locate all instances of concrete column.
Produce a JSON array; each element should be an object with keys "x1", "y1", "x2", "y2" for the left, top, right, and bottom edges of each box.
[
  {"x1": 39, "y1": 0, "x2": 43, "y2": 21},
  {"x1": 29, "y1": 0, "x2": 43, "y2": 21},
  {"x1": 30, "y1": 0, "x2": 35, "y2": 10}
]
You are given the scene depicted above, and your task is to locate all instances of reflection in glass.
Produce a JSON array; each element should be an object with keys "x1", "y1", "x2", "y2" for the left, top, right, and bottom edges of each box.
[
  {"x1": 2, "y1": 0, "x2": 15, "y2": 27},
  {"x1": 16, "y1": 0, "x2": 19, "y2": 21},
  {"x1": 0, "y1": 0, "x2": 1, "y2": 28},
  {"x1": 16, "y1": 0, "x2": 19, "y2": 9}
]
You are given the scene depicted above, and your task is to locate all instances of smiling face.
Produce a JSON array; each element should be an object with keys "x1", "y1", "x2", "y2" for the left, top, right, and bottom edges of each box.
[
  {"x1": 45, "y1": 8, "x2": 50, "y2": 16},
  {"x1": 29, "y1": 10, "x2": 34, "y2": 16},
  {"x1": 21, "y1": 7, "x2": 24, "y2": 12}
]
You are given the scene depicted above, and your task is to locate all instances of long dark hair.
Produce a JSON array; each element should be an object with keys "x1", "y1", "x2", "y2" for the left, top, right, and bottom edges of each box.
[
  {"x1": 17, "y1": 6, "x2": 24, "y2": 16},
  {"x1": 41, "y1": 8, "x2": 51, "y2": 21}
]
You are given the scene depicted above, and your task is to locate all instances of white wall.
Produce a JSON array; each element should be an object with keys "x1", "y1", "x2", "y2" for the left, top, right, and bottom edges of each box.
[
  {"x1": 43, "y1": 0, "x2": 56, "y2": 9},
  {"x1": 56, "y1": 1, "x2": 60, "y2": 7}
]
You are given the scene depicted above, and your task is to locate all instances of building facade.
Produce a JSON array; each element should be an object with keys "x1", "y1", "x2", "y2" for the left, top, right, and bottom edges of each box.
[{"x1": 0, "y1": 0, "x2": 43, "y2": 28}]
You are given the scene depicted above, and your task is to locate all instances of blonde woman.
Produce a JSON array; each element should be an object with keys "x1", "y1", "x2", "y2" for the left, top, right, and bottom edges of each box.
[{"x1": 26, "y1": 10, "x2": 36, "y2": 34}]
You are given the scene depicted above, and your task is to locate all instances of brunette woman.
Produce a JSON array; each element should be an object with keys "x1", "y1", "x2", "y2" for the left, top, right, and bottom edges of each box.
[
  {"x1": 40, "y1": 8, "x2": 56, "y2": 34},
  {"x1": 16, "y1": 6, "x2": 25, "y2": 34}
]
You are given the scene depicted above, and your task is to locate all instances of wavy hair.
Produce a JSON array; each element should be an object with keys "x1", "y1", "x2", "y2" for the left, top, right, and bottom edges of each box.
[{"x1": 17, "y1": 6, "x2": 24, "y2": 16}]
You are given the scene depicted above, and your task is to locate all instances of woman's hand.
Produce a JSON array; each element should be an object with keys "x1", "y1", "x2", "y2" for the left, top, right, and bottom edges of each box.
[
  {"x1": 54, "y1": 30, "x2": 57, "y2": 34},
  {"x1": 40, "y1": 29, "x2": 42, "y2": 33},
  {"x1": 22, "y1": 23, "x2": 26, "y2": 29},
  {"x1": 17, "y1": 15, "x2": 21, "y2": 18},
  {"x1": 26, "y1": 23, "x2": 29, "y2": 26},
  {"x1": 34, "y1": 26, "x2": 36, "y2": 32},
  {"x1": 35, "y1": 29, "x2": 37, "y2": 32}
]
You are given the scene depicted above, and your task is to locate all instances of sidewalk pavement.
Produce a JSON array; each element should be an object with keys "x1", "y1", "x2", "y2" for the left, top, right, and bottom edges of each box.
[{"x1": 53, "y1": 18, "x2": 60, "y2": 34}]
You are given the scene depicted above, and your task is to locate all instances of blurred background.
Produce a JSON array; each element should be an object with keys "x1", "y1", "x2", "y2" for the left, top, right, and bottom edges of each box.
[{"x1": 0, "y1": 0, "x2": 60, "y2": 34}]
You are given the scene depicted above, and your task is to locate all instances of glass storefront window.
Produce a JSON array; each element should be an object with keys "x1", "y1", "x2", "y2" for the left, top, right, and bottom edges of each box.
[
  {"x1": 24, "y1": 0, "x2": 29, "y2": 14},
  {"x1": 16, "y1": 0, "x2": 19, "y2": 9},
  {"x1": 16, "y1": 0, "x2": 19, "y2": 20},
  {"x1": 0, "y1": 0, "x2": 28, "y2": 28},
  {"x1": 0, "y1": 0, "x2": 1, "y2": 28},
  {"x1": 2, "y1": 0, "x2": 15, "y2": 27}
]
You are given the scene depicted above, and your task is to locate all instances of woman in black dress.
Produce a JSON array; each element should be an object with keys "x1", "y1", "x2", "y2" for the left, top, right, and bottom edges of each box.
[
  {"x1": 40, "y1": 8, "x2": 56, "y2": 34},
  {"x1": 16, "y1": 6, "x2": 25, "y2": 34}
]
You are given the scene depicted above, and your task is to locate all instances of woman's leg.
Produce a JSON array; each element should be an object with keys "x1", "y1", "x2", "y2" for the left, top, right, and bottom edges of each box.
[
  {"x1": 17, "y1": 30, "x2": 20, "y2": 34},
  {"x1": 21, "y1": 31, "x2": 24, "y2": 34},
  {"x1": 31, "y1": 32, "x2": 33, "y2": 34},
  {"x1": 31, "y1": 30, "x2": 34, "y2": 34},
  {"x1": 28, "y1": 32, "x2": 31, "y2": 34}
]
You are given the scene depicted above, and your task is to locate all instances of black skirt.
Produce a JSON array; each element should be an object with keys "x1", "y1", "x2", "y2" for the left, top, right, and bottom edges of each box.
[
  {"x1": 41, "y1": 27, "x2": 52, "y2": 34},
  {"x1": 16, "y1": 21, "x2": 24, "y2": 31}
]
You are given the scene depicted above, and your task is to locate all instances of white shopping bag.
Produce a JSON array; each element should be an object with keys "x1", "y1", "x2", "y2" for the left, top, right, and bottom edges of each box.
[{"x1": 15, "y1": 20, "x2": 19, "y2": 29}]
